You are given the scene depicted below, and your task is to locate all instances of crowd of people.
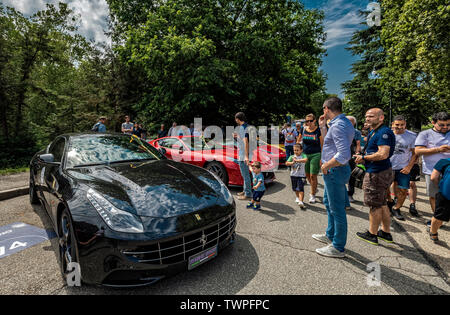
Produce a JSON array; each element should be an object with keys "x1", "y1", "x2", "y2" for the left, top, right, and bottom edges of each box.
[
  {"x1": 234, "y1": 98, "x2": 449, "y2": 258},
  {"x1": 91, "y1": 98, "x2": 449, "y2": 257}
]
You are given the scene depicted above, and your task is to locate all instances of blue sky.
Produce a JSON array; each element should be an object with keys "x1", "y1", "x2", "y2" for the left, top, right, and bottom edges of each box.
[
  {"x1": 302, "y1": 0, "x2": 371, "y2": 97},
  {"x1": 2, "y1": 0, "x2": 370, "y2": 97}
]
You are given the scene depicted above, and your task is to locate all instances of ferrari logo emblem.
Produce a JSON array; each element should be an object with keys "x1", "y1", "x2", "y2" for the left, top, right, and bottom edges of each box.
[
  {"x1": 200, "y1": 232, "x2": 207, "y2": 249},
  {"x1": 195, "y1": 214, "x2": 201, "y2": 221}
]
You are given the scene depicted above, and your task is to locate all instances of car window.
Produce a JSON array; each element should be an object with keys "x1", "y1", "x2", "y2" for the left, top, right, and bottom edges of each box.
[
  {"x1": 49, "y1": 138, "x2": 66, "y2": 162},
  {"x1": 66, "y1": 135, "x2": 162, "y2": 168},
  {"x1": 159, "y1": 138, "x2": 183, "y2": 149}
]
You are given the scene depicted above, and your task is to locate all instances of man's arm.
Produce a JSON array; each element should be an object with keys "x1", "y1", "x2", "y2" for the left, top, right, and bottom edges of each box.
[
  {"x1": 415, "y1": 145, "x2": 450, "y2": 156},
  {"x1": 356, "y1": 140, "x2": 361, "y2": 154},
  {"x1": 321, "y1": 124, "x2": 351, "y2": 174},
  {"x1": 244, "y1": 137, "x2": 249, "y2": 165},
  {"x1": 354, "y1": 145, "x2": 390, "y2": 164},
  {"x1": 400, "y1": 150, "x2": 418, "y2": 174}
]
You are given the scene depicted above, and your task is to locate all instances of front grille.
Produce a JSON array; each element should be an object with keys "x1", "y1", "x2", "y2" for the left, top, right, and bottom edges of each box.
[{"x1": 122, "y1": 214, "x2": 236, "y2": 265}]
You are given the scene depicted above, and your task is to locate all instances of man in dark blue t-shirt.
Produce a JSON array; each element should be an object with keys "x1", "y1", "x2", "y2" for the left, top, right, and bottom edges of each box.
[{"x1": 353, "y1": 108, "x2": 396, "y2": 246}]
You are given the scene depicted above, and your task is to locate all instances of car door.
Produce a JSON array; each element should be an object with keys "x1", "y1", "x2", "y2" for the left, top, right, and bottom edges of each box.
[{"x1": 42, "y1": 137, "x2": 66, "y2": 220}]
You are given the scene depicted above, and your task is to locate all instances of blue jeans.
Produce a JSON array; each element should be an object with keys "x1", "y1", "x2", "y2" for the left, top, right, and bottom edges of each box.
[
  {"x1": 323, "y1": 165, "x2": 351, "y2": 252},
  {"x1": 285, "y1": 145, "x2": 294, "y2": 160},
  {"x1": 238, "y1": 161, "x2": 252, "y2": 197}
]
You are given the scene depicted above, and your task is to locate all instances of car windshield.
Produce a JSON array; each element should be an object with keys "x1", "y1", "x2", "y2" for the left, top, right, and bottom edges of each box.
[{"x1": 66, "y1": 135, "x2": 162, "y2": 168}]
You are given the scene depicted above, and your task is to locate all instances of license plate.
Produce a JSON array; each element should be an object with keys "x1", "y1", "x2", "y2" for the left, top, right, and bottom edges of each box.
[{"x1": 188, "y1": 245, "x2": 218, "y2": 270}]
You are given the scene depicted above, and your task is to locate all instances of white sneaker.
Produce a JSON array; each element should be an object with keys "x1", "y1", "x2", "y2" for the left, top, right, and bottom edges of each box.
[
  {"x1": 309, "y1": 195, "x2": 316, "y2": 203},
  {"x1": 295, "y1": 198, "x2": 300, "y2": 204},
  {"x1": 298, "y1": 201, "x2": 306, "y2": 209},
  {"x1": 316, "y1": 244, "x2": 345, "y2": 258},
  {"x1": 312, "y1": 234, "x2": 332, "y2": 244}
]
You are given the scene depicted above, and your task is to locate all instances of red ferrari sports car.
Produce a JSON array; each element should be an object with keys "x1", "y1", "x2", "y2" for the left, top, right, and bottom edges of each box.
[
  {"x1": 205, "y1": 138, "x2": 286, "y2": 166},
  {"x1": 149, "y1": 136, "x2": 277, "y2": 186}
]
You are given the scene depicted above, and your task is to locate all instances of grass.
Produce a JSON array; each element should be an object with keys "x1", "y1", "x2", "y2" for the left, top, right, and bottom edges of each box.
[{"x1": 0, "y1": 167, "x2": 29, "y2": 176}]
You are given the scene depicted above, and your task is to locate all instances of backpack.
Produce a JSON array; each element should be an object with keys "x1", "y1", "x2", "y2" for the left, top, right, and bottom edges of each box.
[
  {"x1": 285, "y1": 128, "x2": 296, "y2": 144},
  {"x1": 91, "y1": 122, "x2": 100, "y2": 132}
]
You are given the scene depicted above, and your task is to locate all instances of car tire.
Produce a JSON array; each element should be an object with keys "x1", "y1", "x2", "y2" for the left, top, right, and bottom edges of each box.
[
  {"x1": 58, "y1": 208, "x2": 81, "y2": 285},
  {"x1": 29, "y1": 173, "x2": 39, "y2": 205},
  {"x1": 205, "y1": 161, "x2": 229, "y2": 186}
]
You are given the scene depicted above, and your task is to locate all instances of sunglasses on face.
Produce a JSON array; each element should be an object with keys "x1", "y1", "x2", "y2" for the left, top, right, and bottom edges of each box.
[
  {"x1": 306, "y1": 120, "x2": 314, "y2": 123},
  {"x1": 437, "y1": 124, "x2": 450, "y2": 128}
]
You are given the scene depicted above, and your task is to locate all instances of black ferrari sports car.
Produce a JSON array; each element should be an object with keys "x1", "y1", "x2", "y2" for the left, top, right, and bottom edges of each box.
[{"x1": 29, "y1": 133, "x2": 236, "y2": 287}]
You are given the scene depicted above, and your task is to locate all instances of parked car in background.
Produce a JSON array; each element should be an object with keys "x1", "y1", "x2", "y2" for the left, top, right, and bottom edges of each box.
[{"x1": 149, "y1": 136, "x2": 278, "y2": 186}]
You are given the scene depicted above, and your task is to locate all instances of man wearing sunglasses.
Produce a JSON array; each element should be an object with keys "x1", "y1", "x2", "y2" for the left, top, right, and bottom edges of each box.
[{"x1": 415, "y1": 112, "x2": 450, "y2": 218}]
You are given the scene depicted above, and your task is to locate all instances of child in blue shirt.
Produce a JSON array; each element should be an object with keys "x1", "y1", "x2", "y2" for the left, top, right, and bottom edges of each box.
[{"x1": 247, "y1": 161, "x2": 265, "y2": 210}]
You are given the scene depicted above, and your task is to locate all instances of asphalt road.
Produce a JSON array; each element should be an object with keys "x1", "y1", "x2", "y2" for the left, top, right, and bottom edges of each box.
[{"x1": 0, "y1": 169, "x2": 449, "y2": 295}]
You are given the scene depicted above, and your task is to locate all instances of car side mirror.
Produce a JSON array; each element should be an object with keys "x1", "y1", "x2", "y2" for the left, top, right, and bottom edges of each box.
[{"x1": 38, "y1": 154, "x2": 61, "y2": 166}]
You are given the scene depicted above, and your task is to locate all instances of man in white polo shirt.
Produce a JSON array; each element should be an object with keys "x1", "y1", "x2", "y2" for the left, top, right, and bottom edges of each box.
[
  {"x1": 415, "y1": 112, "x2": 450, "y2": 216},
  {"x1": 387, "y1": 115, "x2": 418, "y2": 220},
  {"x1": 121, "y1": 115, "x2": 134, "y2": 135}
]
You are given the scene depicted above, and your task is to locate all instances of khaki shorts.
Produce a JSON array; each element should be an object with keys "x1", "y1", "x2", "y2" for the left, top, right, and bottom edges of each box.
[
  {"x1": 425, "y1": 175, "x2": 439, "y2": 198},
  {"x1": 363, "y1": 168, "x2": 394, "y2": 208}
]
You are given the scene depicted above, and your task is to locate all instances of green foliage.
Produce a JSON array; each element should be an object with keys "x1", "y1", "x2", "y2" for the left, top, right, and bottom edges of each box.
[
  {"x1": 0, "y1": 3, "x2": 135, "y2": 168},
  {"x1": 379, "y1": 0, "x2": 449, "y2": 127},
  {"x1": 342, "y1": 1, "x2": 448, "y2": 130},
  {"x1": 113, "y1": 0, "x2": 327, "y2": 126},
  {"x1": 341, "y1": 8, "x2": 385, "y2": 126}
]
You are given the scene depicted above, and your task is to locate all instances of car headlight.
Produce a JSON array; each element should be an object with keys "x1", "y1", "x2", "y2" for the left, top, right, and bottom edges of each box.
[
  {"x1": 207, "y1": 171, "x2": 234, "y2": 205},
  {"x1": 86, "y1": 188, "x2": 144, "y2": 233}
]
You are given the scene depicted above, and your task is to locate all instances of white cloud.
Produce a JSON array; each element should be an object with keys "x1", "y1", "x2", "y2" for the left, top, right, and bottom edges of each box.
[
  {"x1": 321, "y1": 0, "x2": 365, "y2": 49},
  {"x1": 1, "y1": 0, "x2": 110, "y2": 44}
]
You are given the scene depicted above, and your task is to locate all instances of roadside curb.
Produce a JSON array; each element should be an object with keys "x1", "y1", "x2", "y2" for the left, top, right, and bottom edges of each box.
[{"x1": 0, "y1": 186, "x2": 29, "y2": 201}]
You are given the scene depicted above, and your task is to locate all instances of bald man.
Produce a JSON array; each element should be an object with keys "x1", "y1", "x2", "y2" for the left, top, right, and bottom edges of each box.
[{"x1": 353, "y1": 108, "x2": 396, "y2": 246}]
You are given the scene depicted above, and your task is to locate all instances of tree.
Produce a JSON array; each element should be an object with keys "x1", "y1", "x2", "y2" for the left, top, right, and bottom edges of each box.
[
  {"x1": 379, "y1": 0, "x2": 449, "y2": 128},
  {"x1": 111, "y1": 0, "x2": 326, "y2": 126},
  {"x1": 341, "y1": 8, "x2": 385, "y2": 125}
]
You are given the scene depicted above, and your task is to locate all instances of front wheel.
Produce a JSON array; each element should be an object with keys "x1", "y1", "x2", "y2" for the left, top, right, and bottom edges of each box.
[
  {"x1": 205, "y1": 161, "x2": 229, "y2": 186},
  {"x1": 29, "y1": 172, "x2": 39, "y2": 205},
  {"x1": 58, "y1": 208, "x2": 80, "y2": 285}
]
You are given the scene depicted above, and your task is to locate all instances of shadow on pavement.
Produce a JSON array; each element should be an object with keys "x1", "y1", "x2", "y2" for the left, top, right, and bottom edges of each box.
[
  {"x1": 264, "y1": 181, "x2": 287, "y2": 196},
  {"x1": 344, "y1": 249, "x2": 449, "y2": 295},
  {"x1": 257, "y1": 200, "x2": 297, "y2": 222}
]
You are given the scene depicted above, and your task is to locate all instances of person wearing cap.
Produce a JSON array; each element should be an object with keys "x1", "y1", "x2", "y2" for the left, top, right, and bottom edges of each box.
[{"x1": 92, "y1": 116, "x2": 107, "y2": 132}]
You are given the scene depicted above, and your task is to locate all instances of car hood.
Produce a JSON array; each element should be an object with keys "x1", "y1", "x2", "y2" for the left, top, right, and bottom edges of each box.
[{"x1": 67, "y1": 160, "x2": 223, "y2": 218}]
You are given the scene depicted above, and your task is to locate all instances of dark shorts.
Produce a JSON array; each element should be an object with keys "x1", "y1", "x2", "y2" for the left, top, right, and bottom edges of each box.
[
  {"x1": 409, "y1": 164, "x2": 421, "y2": 182},
  {"x1": 253, "y1": 190, "x2": 265, "y2": 202},
  {"x1": 363, "y1": 168, "x2": 394, "y2": 208},
  {"x1": 393, "y1": 170, "x2": 410, "y2": 190},
  {"x1": 291, "y1": 176, "x2": 305, "y2": 192},
  {"x1": 434, "y1": 192, "x2": 450, "y2": 222}
]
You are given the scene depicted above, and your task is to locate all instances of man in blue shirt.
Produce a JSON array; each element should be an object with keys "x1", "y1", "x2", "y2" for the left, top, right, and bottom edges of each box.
[
  {"x1": 312, "y1": 97, "x2": 354, "y2": 258},
  {"x1": 429, "y1": 158, "x2": 450, "y2": 242},
  {"x1": 234, "y1": 112, "x2": 253, "y2": 200},
  {"x1": 92, "y1": 116, "x2": 107, "y2": 132},
  {"x1": 354, "y1": 108, "x2": 396, "y2": 246}
]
